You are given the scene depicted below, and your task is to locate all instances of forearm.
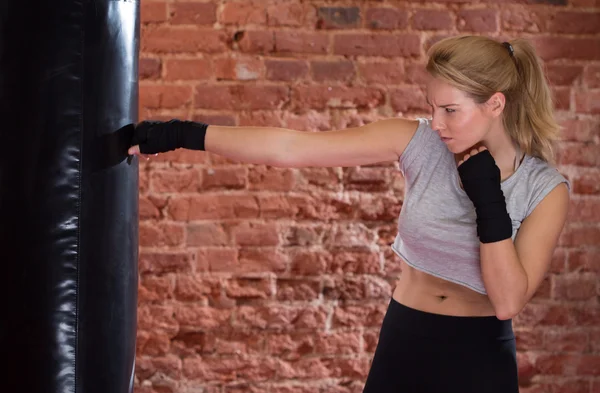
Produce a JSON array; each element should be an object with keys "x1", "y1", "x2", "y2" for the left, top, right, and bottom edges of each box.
[
  {"x1": 205, "y1": 125, "x2": 298, "y2": 167},
  {"x1": 480, "y1": 239, "x2": 528, "y2": 320}
]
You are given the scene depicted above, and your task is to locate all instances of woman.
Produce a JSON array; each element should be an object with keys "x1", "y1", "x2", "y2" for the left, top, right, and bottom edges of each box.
[{"x1": 129, "y1": 36, "x2": 570, "y2": 392}]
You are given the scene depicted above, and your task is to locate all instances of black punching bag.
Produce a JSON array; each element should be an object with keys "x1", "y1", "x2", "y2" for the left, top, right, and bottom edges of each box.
[{"x1": 0, "y1": 1, "x2": 139, "y2": 392}]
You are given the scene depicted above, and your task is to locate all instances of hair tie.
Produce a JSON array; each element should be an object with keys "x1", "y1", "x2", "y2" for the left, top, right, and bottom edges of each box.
[{"x1": 502, "y1": 42, "x2": 514, "y2": 57}]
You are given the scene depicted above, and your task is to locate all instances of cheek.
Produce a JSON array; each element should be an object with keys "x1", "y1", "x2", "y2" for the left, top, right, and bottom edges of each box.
[{"x1": 449, "y1": 111, "x2": 485, "y2": 137}]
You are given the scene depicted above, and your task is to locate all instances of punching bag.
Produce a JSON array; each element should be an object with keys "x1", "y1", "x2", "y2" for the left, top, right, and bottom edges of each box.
[{"x1": 0, "y1": 1, "x2": 139, "y2": 392}]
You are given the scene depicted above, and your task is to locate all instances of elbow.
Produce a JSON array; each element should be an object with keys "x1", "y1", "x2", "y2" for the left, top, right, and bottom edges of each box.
[{"x1": 494, "y1": 301, "x2": 524, "y2": 321}]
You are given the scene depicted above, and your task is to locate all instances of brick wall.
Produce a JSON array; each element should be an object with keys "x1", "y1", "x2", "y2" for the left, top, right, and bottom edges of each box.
[{"x1": 136, "y1": 1, "x2": 600, "y2": 392}]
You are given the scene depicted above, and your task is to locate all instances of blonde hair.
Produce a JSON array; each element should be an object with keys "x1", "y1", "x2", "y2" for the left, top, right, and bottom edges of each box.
[{"x1": 426, "y1": 35, "x2": 559, "y2": 163}]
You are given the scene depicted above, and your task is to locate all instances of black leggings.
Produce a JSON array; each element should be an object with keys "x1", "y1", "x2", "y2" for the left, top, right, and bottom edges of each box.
[{"x1": 363, "y1": 297, "x2": 519, "y2": 393}]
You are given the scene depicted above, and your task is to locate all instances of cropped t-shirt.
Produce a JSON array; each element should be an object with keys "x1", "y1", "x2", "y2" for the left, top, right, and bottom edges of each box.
[{"x1": 391, "y1": 118, "x2": 570, "y2": 294}]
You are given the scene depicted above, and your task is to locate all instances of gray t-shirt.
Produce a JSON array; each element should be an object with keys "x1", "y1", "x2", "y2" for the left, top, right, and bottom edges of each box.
[{"x1": 391, "y1": 118, "x2": 570, "y2": 294}]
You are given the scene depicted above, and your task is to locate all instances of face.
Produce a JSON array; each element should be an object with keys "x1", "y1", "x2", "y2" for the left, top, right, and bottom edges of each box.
[{"x1": 425, "y1": 75, "x2": 495, "y2": 154}]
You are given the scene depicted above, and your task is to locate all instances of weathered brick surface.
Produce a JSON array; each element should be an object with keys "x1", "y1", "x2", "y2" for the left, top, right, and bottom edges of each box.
[{"x1": 138, "y1": 2, "x2": 600, "y2": 392}]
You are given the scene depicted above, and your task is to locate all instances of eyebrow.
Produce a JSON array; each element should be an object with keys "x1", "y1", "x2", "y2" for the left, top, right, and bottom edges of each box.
[{"x1": 425, "y1": 98, "x2": 459, "y2": 108}]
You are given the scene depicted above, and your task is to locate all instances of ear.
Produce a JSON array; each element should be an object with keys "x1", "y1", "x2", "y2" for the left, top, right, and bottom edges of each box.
[{"x1": 485, "y1": 92, "x2": 506, "y2": 118}]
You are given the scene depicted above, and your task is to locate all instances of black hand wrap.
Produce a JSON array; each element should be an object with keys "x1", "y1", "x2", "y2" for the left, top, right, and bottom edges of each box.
[
  {"x1": 132, "y1": 119, "x2": 208, "y2": 154},
  {"x1": 457, "y1": 150, "x2": 513, "y2": 243}
]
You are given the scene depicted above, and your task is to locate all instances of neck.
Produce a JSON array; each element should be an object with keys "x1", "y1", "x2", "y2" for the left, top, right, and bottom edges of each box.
[{"x1": 481, "y1": 122, "x2": 520, "y2": 172}]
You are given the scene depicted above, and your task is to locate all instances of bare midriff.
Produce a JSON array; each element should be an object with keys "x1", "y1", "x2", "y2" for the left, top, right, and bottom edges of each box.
[{"x1": 392, "y1": 260, "x2": 496, "y2": 317}]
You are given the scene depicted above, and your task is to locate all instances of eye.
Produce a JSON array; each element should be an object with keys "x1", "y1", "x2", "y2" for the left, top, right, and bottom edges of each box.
[{"x1": 445, "y1": 108, "x2": 456, "y2": 113}]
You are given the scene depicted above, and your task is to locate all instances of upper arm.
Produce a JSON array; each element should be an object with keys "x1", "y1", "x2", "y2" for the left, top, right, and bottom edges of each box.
[
  {"x1": 281, "y1": 118, "x2": 420, "y2": 168},
  {"x1": 514, "y1": 182, "x2": 570, "y2": 301}
]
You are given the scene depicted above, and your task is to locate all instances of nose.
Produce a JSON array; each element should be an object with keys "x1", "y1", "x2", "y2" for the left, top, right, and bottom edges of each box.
[{"x1": 431, "y1": 114, "x2": 445, "y2": 133}]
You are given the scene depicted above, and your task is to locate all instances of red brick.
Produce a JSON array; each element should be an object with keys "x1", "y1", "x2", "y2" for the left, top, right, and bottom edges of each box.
[
  {"x1": 575, "y1": 90, "x2": 600, "y2": 114},
  {"x1": 556, "y1": 142, "x2": 600, "y2": 166},
  {"x1": 359, "y1": 194, "x2": 401, "y2": 222},
  {"x1": 332, "y1": 304, "x2": 387, "y2": 328},
  {"x1": 325, "y1": 357, "x2": 370, "y2": 379},
  {"x1": 559, "y1": 225, "x2": 600, "y2": 247},
  {"x1": 558, "y1": 117, "x2": 600, "y2": 143},
  {"x1": 282, "y1": 224, "x2": 325, "y2": 247},
  {"x1": 164, "y1": 58, "x2": 212, "y2": 81},
  {"x1": 577, "y1": 355, "x2": 600, "y2": 375},
  {"x1": 139, "y1": 275, "x2": 175, "y2": 303},
  {"x1": 366, "y1": 7, "x2": 408, "y2": 30},
  {"x1": 290, "y1": 250, "x2": 330, "y2": 276},
  {"x1": 226, "y1": 277, "x2": 273, "y2": 300},
  {"x1": 234, "y1": 248, "x2": 287, "y2": 273},
  {"x1": 275, "y1": 31, "x2": 329, "y2": 54},
  {"x1": 168, "y1": 195, "x2": 259, "y2": 221},
  {"x1": 142, "y1": 27, "x2": 227, "y2": 53},
  {"x1": 546, "y1": 65, "x2": 583, "y2": 86},
  {"x1": 514, "y1": 303, "x2": 576, "y2": 326},
  {"x1": 213, "y1": 56, "x2": 263, "y2": 81},
  {"x1": 500, "y1": 8, "x2": 549, "y2": 33},
  {"x1": 311, "y1": 60, "x2": 355, "y2": 82},
  {"x1": 457, "y1": 9, "x2": 498, "y2": 33},
  {"x1": 569, "y1": 197, "x2": 600, "y2": 222},
  {"x1": 175, "y1": 304, "x2": 231, "y2": 330},
  {"x1": 235, "y1": 305, "x2": 327, "y2": 330},
  {"x1": 314, "y1": 332, "x2": 361, "y2": 354},
  {"x1": 533, "y1": 36, "x2": 600, "y2": 61},
  {"x1": 544, "y1": 330, "x2": 589, "y2": 352},
  {"x1": 317, "y1": 7, "x2": 360, "y2": 29},
  {"x1": 192, "y1": 114, "x2": 235, "y2": 126},
  {"x1": 220, "y1": 1, "x2": 267, "y2": 25},
  {"x1": 413, "y1": 10, "x2": 453, "y2": 31},
  {"x1": 550, "y1": 248, "x2": 567, "y2": 273},
  {"x1": 327, "y1": 251, "x2": 380, "y2": 275},
  {"x1": 514, "y1": 328, "x2": 545, "y2": 350},
  {"x1": 333, "y1": 33, "x2": 421, "y2": 57},
  {"x1": 248, "y1": 166, "x2": 296, "y2": 191},
  {"x1": 228, "y1": 221, "x2": 280, "y2": 246},
  {"x1": 140, "y1": 85, "x2": 193, "y2": 109},
  {"x1": 139, "y1": 57, "x2": 162, "y2": 80},
  {"x1": 405, "y1": 62, "x2": 430, "y2": 85},
  {"x1": 358, "y1": 61, "x2": 404, "y2": 84},
  {"x1": 552, "y1": 87, "x2": 571, "y2": 111},
  {"x1": 292, "y1": 86, "x2": 384, "y2": 110},
  {"x1": 390, "y1": 86, "x2": 429, "y2": 113},
  {"x1": 238, "y1": 30, "x2": 275, "y2": 53},
  {"x1": 584, "y1": 65, "x2": 600, "y2": 88},
  {"x1": 138, "y1": 251, "x2": 194, "y2": 275},
  {"x1": 150, "y1": 168, "x2": 201, "y2": 193},
  {"x1": 570, "y1": 170, "x2": 600, "y2": 195},
  {"x1": 187, "y1": 223, "x2": 229, "y2": 247},
  {"x1": 201, "y1": 167, "x2": 247, "y2": 190},
  {"x1": 141, "y1": 2, "x2": 167, "y2": 24},
  {"x1": 297, "y1": 168, "x2": 341, "y2": 191},
  {"x1": 265, "y1": 333, "x2": 315, "y2": 358},
  {"x1": 196, "y1": 248, "x2": 237, "y2": 273},
  {"x1": 276, "y1": 279, "x2": 320, "y2": 301},
  {"x1": 138, "y1": 333, "x2": 172, "y2": 356},
  {"x1": 139, "y1": 196, "x2": 165, "y2": 220},
  {"x1": 194, "y1": 85, "x2": 289, "y2": 110},
  {"x1": 554, "y1": 272, "x2": 598, "y2": 300},
  {"x1": 239, "y1": 111, "x2": 284, "y2": 127},
  {"x1": 283, "y1": 111, "x2": 332, "y2": 132},
  {"x1": 256, "y1": 194, "x2": 320, "y2": 220},
  {"x1": 150, "y1": 149, "x2": 209, "y2": 165},
  {"x1": 265, "y1": 59, "x2": 309, "y2": 81},
  {"x1": 267, "y1": 2, "x2": 313, "y2": 27},
  {"x1": 569, "y1": 249, "x2": 600, "y2": 272},
  {"x1": 139, "y1": 222, "x2": 185, "y2": 247},
  {"x1": 344, "y1": 167, "x2": 391, "y2": 192},
  {"x1": 549, "y1": 12, "x2": 600, "y2": 34},
  {"x1": 169, "y1": 2, "x2": 217, "y2": 25}
]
